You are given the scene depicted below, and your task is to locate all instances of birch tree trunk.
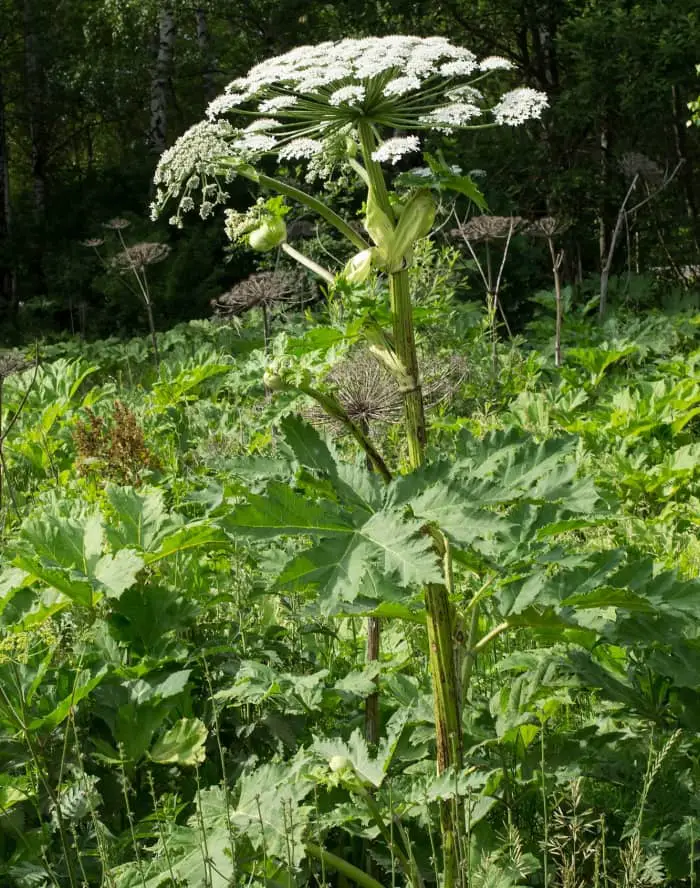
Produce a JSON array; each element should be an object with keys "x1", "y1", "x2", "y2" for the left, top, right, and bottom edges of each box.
[
  {"x1": 195, "y1": 6, "x2": 215, "y2": 100},
  {"x1": 149, "y1": 5, "x2": 176, "y2": 154}
]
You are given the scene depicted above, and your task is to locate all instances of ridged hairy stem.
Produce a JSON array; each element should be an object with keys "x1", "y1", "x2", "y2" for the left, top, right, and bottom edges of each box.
[
  {"x1": 305, "y1": 843, "x2": 385, "y2": 888},
  {"x1": 389, "y1": 268, "x2": 428, "y2": 468},
  {"x1": 357, "y1": 118, "x2": 462, "y2": 888}
]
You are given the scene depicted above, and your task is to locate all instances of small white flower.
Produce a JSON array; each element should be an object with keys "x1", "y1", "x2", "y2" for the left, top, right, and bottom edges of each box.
[
  {"x1": 406, "y1": 162, "x2": 461, "y2": 180},
  {"x1": 206, "y1": 92, "x2": 249, "y2": 119},
  {"x1": 422, "y1": 102, "x2": 481, "y2": 129},
  {"x1": 371, "y1": 135, "x2": 421, "y2": 164},
  {"x1": 232, "y1": 134, "x2": 278, "y2": 153},
  {"x1": 439, "y1": 58, "x2": 479, "y2": 77},
  {"x1": 329, "y1": 85, "x2": 366, "y2": 106},
  {"x1": 493, "y1": 87, "x2": 549, "y2": 125},
  {"x1": 355, "y1": 53, "x2": 404, "y2": 79},
  {"x1": 479, "y1": 56, "x2": 513, "y2": 71},
  {"x1": 277, "y1": 138, "x2": 324, "y2": 160},
  {"x1": 297, "y1": 65, "x2": 352, "y2": 91},
  {"x1": 447, "y1": 85, "x2": 483, "y2": 102},
  {"x1": 245, "y1": 118, "x2": 280, "y2": 132},
  {"x1": 258, "y1": 95, "x2": 299, "y2": 113},
  {"x1": 384, "y1": 75, "x2": 422, "y2": 97}
]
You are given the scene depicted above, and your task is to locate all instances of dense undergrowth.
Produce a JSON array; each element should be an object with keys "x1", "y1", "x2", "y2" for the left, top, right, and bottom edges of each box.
[{"x1": 2, "y1": 258, "x2": 700, "y2": 887}]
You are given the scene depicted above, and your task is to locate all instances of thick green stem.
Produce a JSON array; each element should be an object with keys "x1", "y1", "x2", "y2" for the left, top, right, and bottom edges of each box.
[
  {"x1": 231, "y1": 163, "x2": 370, "y2": 252},
  {"x1": 357, "y1": 119, "x2": 462, "y2": 888},
  {"x1": 305, "y1": 843, "x2": 385, "y2": 888},
  {"x1": 389, "y1": 269, "x2": 427, "y2": 468},
  {"x1": 357, "y1": 121, "x2": 395, "y2": 222}
]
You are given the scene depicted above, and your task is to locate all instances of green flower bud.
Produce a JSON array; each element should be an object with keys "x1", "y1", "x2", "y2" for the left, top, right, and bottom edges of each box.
[
  {"x1": 343, "y1": 248, "x2": 374, "y2": 284},
  {"x1": 329, "y1": 755, "x2": 352, "y2": 773},
  {"x1": 263, "y1": 370, "x2": 285, "y2": 391},
  {"x1": 248, "y1": 217, "x2": 287, "y2": 252}
]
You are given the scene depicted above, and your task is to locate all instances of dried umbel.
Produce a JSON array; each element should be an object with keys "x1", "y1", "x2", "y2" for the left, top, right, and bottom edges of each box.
[
  {"x1": 306, "y1": 349, "x2": 466, "y2": 432},
  {"x1": 111, "y1": 242, "x2": 171, "y2": 274},
  {"x1": 211, "y1": 270, "x2": 304, "y2": 317},
  {"x1": 525, "y1": 216, "x2": 571, "y2": 239},
  {"x1": 80, "y1": 238, "x2": 105, "y2": 249},
  {"x1": 0, "y1": 353, "x2": 30, "y2": 380},
  {"x1": 620, "y1": 152, "x2": 664, "y2": 188},
  {"x1": 151, "y1": 36, "x2": 548, "y2": 226},
  {"x1": 103, "y1": 217, "x2": 131, "y2": 231},
  {"x1": 451, "y1": 215, "x2": 524, "y2": 243},
  {"x1": 73, "y1": 401, "x2": 159, "y2": 486}
]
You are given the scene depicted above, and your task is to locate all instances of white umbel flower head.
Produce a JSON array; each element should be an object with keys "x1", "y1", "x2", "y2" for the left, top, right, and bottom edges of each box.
[
  {"x1": 493, "y1": 88, "x2": 549, "y2": 126},
  {"x1": 152, "y1": 35, "x2": 548, "y2": 224},
  {"x1": 277, "y1": 138, "x2": 325, "y2": 160},
  {"x1": 371, "y1": 136, "x2": 421, "y2": 164},
  {"x1": 479, "y1": 56, "x2": 514, "y2": 72}
]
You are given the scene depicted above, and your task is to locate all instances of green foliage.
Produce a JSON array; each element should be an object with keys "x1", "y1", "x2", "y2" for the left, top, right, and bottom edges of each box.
[{"x1": 4, "y1": 231, "x2": 700, "y2": 888}]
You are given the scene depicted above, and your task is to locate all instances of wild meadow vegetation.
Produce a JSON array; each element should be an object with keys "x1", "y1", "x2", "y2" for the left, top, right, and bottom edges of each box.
[
  {"x1": 4, "y1": 241, "x2": 700, "y2": 888},
  {"x1": 1, "y1": 10, "x2": 700, "y2": 888}
]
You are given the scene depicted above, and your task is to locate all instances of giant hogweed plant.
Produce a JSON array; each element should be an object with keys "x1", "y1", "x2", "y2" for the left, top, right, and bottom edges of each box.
[{"x1": 151, "y1": 35, "x2": 547, "y2": 881}]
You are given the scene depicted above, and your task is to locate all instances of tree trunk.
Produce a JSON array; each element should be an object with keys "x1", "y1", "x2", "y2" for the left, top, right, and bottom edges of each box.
[
  {"x1": 149, "y1": 6, "x2": 176, "y2": 154},
  {"x1": 670, "y1": 84, "x2": 699, "y2": 254},
  {"x1": 195, "y1": 7, "x2": 215, "y2": 100},
  {"x1": 598, "y1": 124, "x2": 610, "y2": 315},
  {"x1": 23, "y1": 0, "x2": 46, "y2": 223},
  {"x1": 0, "y1": 68, "x2": 15, "y2": 323},
  {"x1": 22, "y1": 0, "x2": 48, "y2": 303}
]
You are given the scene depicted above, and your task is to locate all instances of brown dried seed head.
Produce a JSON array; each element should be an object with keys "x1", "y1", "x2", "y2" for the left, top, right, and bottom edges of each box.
[
  {"x1": 451, "y1": 215, "x2": 523, "y2": 243},
  {"x1": 306, "y1": 349, "x2": 467, "y2": 433},
  {"x1": 525, "y1": 216, "x2": 571, "y2": 238},
  {"x1": 111, "y1": 242, "x2": 171, "y2": 273},
  {"x1": 212, "y1": 270, "x2": 305, "y2": 316},
  {"x1": 80, "y1": 238, "x2": 105, "y2": 248},
  {"x1": 620, "y1": 152, "x2": 664, "y2": 187},
  {"x1": 103, "y1": 217, "x2": 132, "y2": 230}
]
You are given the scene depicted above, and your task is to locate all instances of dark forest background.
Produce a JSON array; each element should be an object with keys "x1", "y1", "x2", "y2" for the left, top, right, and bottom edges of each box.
[{"x1": 1, "y1": 0, "x2": 698, "y2": 343}]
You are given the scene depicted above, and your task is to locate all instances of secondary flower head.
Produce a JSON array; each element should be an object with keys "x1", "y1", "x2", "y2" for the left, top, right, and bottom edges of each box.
[{"x1": 151, "y1": 36, "x2": 548, "y2": 225}]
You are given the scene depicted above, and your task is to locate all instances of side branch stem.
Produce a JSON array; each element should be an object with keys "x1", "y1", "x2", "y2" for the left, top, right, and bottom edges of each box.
[{"x1": 232, "y1": 164, "x2": 370, "y2": 251}]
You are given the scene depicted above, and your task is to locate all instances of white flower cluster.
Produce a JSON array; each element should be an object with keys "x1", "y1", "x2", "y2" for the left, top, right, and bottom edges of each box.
[
  {"x1": 422, "y1": 102, "x2": 481, "y2": 131},
  {"x1": 493, "y1": 88, "x2": 550, "y2": 126},
  {"x1": 151, "y1": 119, "x2": 237, "y2": 225},
  {"x1": 371, "y1": 136, "x2": 421, "y2": 164},
  {"x1": 152, "y1": 36, "x2": 548, "y2": 223}
]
